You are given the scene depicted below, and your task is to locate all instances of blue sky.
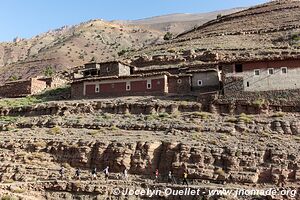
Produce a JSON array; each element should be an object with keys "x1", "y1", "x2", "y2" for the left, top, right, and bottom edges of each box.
[{"x1": 0, "y1": 0, "x2": 268, "y2": 42}]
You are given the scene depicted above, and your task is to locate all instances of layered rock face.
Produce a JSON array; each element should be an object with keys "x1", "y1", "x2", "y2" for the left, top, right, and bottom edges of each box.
[{"x1": 0, "y1": 98, "x2": 299, "y2": 199}]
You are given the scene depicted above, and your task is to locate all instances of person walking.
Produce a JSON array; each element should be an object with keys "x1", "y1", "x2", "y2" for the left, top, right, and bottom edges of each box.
[
  {"x1": 103, "y1": 166, "x2": 109, "y2": 181},
  {"x1": 167, "y1": 171, "x2": 174, "y2": 185},
  {"x1": 91, "y1": 167, "x2": 97, "y2": 180},
  {"x1": 123, "y1": 168, "x2": 128, "y2": 182},
  {"x1": 59, "y1": 167, "x2": 65, "y2": 180},
  {"x1": 75, "y1": 168, "x2": 81, "y2": 180},
  {"x1": 182, "y1": 171, "x2": 188, "y2": 186},
  {"x1": 155, "y1": 169, "x2": 159, "y2": 182}
]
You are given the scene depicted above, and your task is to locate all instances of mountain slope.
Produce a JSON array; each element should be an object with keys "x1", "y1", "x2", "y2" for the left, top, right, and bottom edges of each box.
[
  {"x1": 0, "y1": 20, "x2": 163, "y2": 83},
  {"x1": 130, "y1": 0, "x2": 300, "y2": 65},
  {"x1": 126, "y1": 8, "x2": 245, "y2": 34}
]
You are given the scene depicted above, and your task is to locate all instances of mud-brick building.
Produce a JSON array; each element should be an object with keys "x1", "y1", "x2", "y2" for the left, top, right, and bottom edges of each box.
[
  {"x1": 221, "y1": 57, "x2": 300, "y2": 96},
  {"x1": 71, "y1": 73, "x2": 190, "y2": 99},
  {"x1": 132, "y1": 64, "x2": 221, "y2": 94},
  {"x1": 71, "y1": 60, "x2": 222, "y2": 98},
  {"x1": 0, "y1": 78, "x2": 47, "y2": 98},
  {"x1": 188, "y1": 69, "x2": 221, "y2": 93},
  {"x1": 37, "y1": 77, "x2": 67, "y2": 88},
  {"x1": 74, "y1": 61, "x2": 133, "y2": 79}
]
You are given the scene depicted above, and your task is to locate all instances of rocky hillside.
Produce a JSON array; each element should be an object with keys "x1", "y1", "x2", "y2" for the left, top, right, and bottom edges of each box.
[
  {"x1": 0, "y1": 20, "x2": 163, "y2": 83},
  {"x1": 130, "y1": 0, "x2": 300, "y2": 66},
  {"x1": 0, "y1": 7, "x2": 246, "y2": 84},
  {"x1": 122, "y1": 8, "x2": 244, "y2": 35},
  {"x1": 0, "y1": 96, "x2": 299, "y2": 199}
]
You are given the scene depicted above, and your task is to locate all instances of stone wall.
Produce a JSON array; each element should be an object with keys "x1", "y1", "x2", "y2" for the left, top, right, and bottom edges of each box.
[
  {"x1": 223, "y1": 75, "x2": 244, "y2": 96},
  {"x1": 168, "y1": 76, "x2": 191, "y2": 94},
  {"x1": 30, "y1": 78, "x2": 47, "y2": 94},
  {"x1": 38, "y1": 77, "x2": 67, "y2": 88},
  {"x1": 70, "y1": 82, "x2": 85, "y2": 99},
  {"x1": 0, "y1": 78, "x2": 46, "y2": 98},
  {"x1": 118, "y1": 63, "x2": 131, "y2": 76}
]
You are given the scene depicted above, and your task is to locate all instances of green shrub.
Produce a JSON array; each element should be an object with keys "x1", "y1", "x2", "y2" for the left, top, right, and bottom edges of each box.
[
  {"x1": 191, "y1": 112, "x2": 212, "y2": 119},
  {"x1": 163, "y1": 32, "x2": 173, "y2": 40},
  {"x1": 225, "y1": 117, "x2": 238, "y2": 123},
  {"x1": 215, "y1": 168, "x2": 226, "y2": 176},
  {"x1": 1, "y1": 195, "x2": 17, "y2": 200},
  {"x1": 48, "y1": 126, "x2": 61, "y2": 135},
  {"x1": 3, "y1": 179, "x2": 14, "y2": 184},
  {"x1": 158, "y1": 112, "x2": 170, "y2": 118},
  {"x1": 271, "y1": 112, "x2": 285, "y2": 118},
  {"x1": 239, "y1": 113, "x2": 253, "y2": 123},
  {"x1": 9, "y1": 75, "x2": 21, "y2": 81},
  {"x1": 44, "y1": 66, "x2": 55, "y2": 77},
  {"x1": 252, "y1": 98, "x2": 266, "y2": 108},
  {"x1": 108, "y1": 125, "x2": 119, "y2": 131}
]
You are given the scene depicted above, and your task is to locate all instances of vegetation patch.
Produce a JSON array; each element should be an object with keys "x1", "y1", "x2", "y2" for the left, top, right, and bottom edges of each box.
[
  {"x1": 238, "y1": 113, "x2": 253, "y2": 124},
  {"x1": 190, "y1": 112, "x2": 212, "y2": 119},
  {"x1": 271, "y1": 112, "x2": 285, "y2": 118},
  {"x1": 252, "y1": 98, "x2": 266, "y2": 108},
  {"x1": 48, "y1": 126, "x2": 62, "y2": 135},
  {"x1": 158, "y1": 112, "x2": 170, "y2": 118},
  {"x1": 1, "y1": 195, "x2": 17, "y2": 200},
  {"x1": 0, "y1": 86, "x2": 70, "y2": 108},
  {"x1": 0, "y1": 116, "x2": 18, "y2": 123}
]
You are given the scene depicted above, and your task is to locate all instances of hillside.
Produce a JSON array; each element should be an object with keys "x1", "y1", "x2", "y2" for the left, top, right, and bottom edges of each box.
[
  {"x1": 0, "y1": 8, "x2": 246, "y2": 84},
  {"x1": 0, "y1": 20, "x2": 163, "y2": 83},
  {"x1": 130, "y1": 0, "x2": 300, "y2": 66},
  {"x1": 124, "y1": 8, "x2": 245, "y2": 34}
]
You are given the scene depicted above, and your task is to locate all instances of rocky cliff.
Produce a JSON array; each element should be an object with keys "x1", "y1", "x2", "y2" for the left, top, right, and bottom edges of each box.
[{"x1": 0, "y1": 97, "x2": 299, "y2": 199}]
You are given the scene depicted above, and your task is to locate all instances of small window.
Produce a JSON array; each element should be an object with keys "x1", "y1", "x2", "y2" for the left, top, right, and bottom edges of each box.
[
  {"x1": 235, "y1": 64, "x2": 243, "y2": 73},
  {"x1": 126, "y1": 82, "x2": 131, "y2": 91},
  {"x1": 157, "y1": 80, "x2": 161, "y2": 85},
  {"x1": 268, "y1": 68, "x2": 274, "y2": 75},
  {"x1": 177, "y1": 79, "x2": 182, "y2": 84},
  {"x1": 254, "y1": 69, "x2": 260, "y2": 76},
  {"x1": 197, "y1": 80, "x2": 203, "y2": 86},
  {"x1": 147, "y1": 80, "x2": 152, "y2": 89},
  {"x1": 95, "y1": 85, "x2": 100, "y2": 93},
  {"x1": 246, "y1": 82, "x2": 250, "y2": 87},
  {"x1": 106, "y1": 67, "x2": 110, "y2": 72},
  {"x1": 281, "y1": 67, "x2": 288, "y2": 74}
]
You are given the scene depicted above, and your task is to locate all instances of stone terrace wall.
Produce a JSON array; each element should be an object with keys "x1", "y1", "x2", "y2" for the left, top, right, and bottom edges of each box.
[{"x1": 223, "y1": 88, "x2": 300, "y2": 101}]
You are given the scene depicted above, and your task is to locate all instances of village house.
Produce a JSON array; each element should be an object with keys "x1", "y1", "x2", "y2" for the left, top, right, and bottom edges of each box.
[
  {"x1": 0, "y1": 76, "x2": 67, "y2": 98},
  {"x1": 73, "y1": 61, "x2": 134, "y2": 79},
  {"x1": 71, "y1": 61, "x2": 221, "y2": 99},
  {"x1": 188, "y1": 69, "x2": 221, "y2": 93},
  {"x1": 71, "y1": 56, "x2": 300, "y2": 99},
  {"x1": 37, "y1": 76, "x2": 67, "y2": 88},
  {"x1": 221, "y1": 57, "x2": 300, "y2": 96},
  {"x1": 0, "y1": 78, "x2": 47, "y2": 98},
  {"x1": 132, "y1": 63, "x2": 221, "y2": 93}
]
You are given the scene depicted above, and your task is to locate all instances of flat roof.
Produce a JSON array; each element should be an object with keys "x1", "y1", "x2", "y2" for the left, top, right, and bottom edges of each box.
[
  {"x1": 72, "y1": 72, "x2": 171, "y2": 83},
  {"x1": 220, "y1": 54, "x2": 300, "y2": 64}
]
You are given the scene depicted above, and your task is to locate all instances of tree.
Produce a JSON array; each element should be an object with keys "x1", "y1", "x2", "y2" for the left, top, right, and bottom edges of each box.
[
  {"x1": 163, "y1": 32, "x2": 173, "y2": 41},
  {"x1": 217, "y1": 14, "x2": 222, "y2": 19},
  {"x1": 90, "y1": 56, "x2": 96, "y2": 62},
  {"x1": 44, "y1": 66, "x2": 55, "y2": 77},
  {"x1": 9, "y1": 74, "x2": 20, "y2": 81}
]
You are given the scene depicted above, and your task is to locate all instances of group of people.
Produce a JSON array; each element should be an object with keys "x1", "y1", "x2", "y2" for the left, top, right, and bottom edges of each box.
[
  {"x1": 155, "y1": 169, "x2": 189, "y2": 186},
  {"x1": 59, "y1": 166, "x2": 188, "y2": 186},
  {"x1": 59, "y1": 166, "x2": 112, "y2": 181}
]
